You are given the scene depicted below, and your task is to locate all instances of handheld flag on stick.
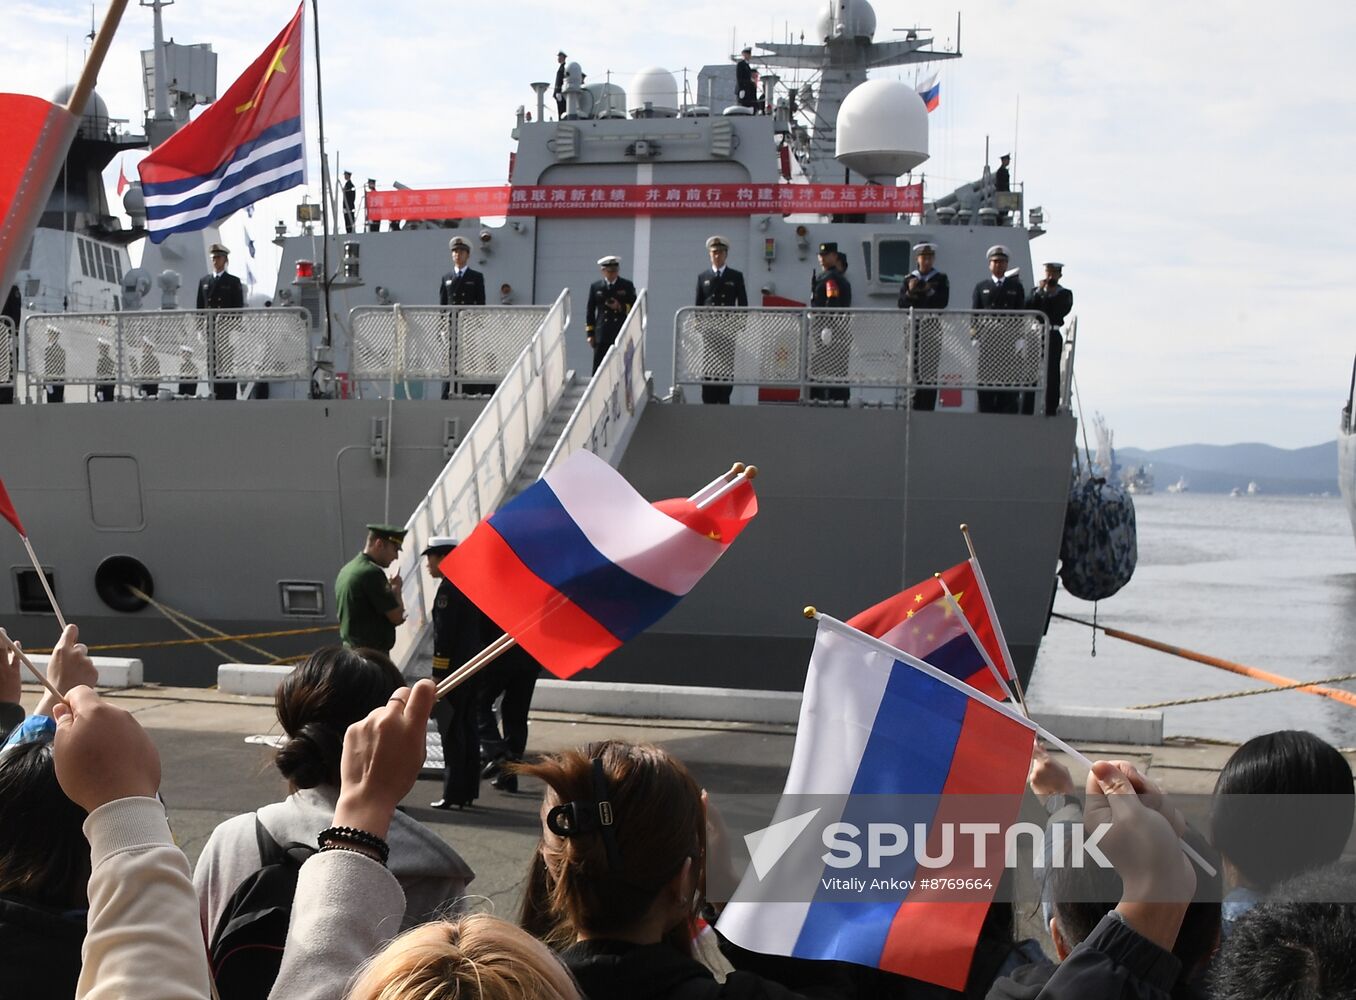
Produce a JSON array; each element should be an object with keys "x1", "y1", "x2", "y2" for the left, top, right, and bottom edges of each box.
[
  {"x1": 0, "y1": 478, "x2": 67, "y2": 630},
  {"x1": 440, "y1": 451, "x2": 757, "y2": 681},
  {"x1": 847, "y1": 560, "x2": 1012, "y2": 702},
  {"x1": 959, "y1": 523, "x2": 1027, "y2": 714},
  {"x1": 138, "y1": 3, "x2": 306, "y2": 242},
  {"x1": 718, "y1": 612, "x2": 1035, "y2": 990}
]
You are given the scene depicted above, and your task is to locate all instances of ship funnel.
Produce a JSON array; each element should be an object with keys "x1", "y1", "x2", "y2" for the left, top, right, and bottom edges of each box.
[{"x1": 835, "y1": 79, "x2": 928, "y2": 181}]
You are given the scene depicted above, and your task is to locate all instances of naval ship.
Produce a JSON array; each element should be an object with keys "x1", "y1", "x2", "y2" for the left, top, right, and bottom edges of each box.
[
  {"x1": 0, "y1": 0, "x2": 1078, "y2": 691},
  {"x1": 1340, "y1": 356, "x2": 1356, "y2": 549}
]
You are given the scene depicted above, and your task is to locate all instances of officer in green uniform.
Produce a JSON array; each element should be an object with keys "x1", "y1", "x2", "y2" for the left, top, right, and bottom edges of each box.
[{"x1": 335, "y1": 524, "x2": 407, "y2": 653}]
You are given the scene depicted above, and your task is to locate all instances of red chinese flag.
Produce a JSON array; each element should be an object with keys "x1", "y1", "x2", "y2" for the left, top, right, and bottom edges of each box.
[
  {"x1": 0, "y1": 478, "x2": 25, "y2": 536},
  {"x1": 0, "y1": 94, "x2": 80, "y2": 299}
]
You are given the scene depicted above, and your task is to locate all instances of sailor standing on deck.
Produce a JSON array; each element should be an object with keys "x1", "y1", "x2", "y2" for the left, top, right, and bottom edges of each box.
[
  {"x1": 898, "y1": 242, "x2": 950, "y2": 411},
  {"x1": 735, "y1": 46, "x2": 757, "y2": 110},
  {"x1": 439, "y1": 235, "x2": 488, "y2": 398},
  {"x1": 809, "y1": 241, "x2": 852, "y2": 402},
  {"x1": 585, "y1": 255, "x2": 636, "y2": 374},
  {"x1": 1026, "y1": 262, "x2": 1073, "y2": 416},
  {"x1": 422, "y1": 536, "x2": 491, "y2": 810},
  {"x1": 695, "y1": 234, "x2": 748, "y2": 404},
  {"x1": 553, "y1": 51, "x2": 568, "y2": 118},
  {"x1": 335, "y1": 524, "x2": 407, "y2": 655},
  {"x1": 971, "y1": 244, "x2": 1026, "y2": 414},
  {"x1": 341, "y1": 171, "x2": 356, "y2": 234},
  {"x1": 197, "y1": 243, "x2": 244, "y2": 400}
]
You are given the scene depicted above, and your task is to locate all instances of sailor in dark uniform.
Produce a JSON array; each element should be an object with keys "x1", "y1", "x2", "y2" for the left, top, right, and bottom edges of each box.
[
  {"x1": 196, "y1": 242, "x2": 244, "y2": 400},
  {"x1": 585, "y1": 254, "x2": 636, "y2": 373},
  {"x1": 553, "y1": 51, "x2": 567, "y2": 118},
  {"x1": 1027, "y1": 262, "x2": 1073, "y2": 415},
  {"x1": 735, "y1": 46, "x2": 757, "y2": 109},
  {"x1": 694, "y1": 234, "x2": 748, "y2": 404},
  {"x1": 971, "y1": 244, "x2": 1027, "y2": 414},
  {"x1": 898, "y1": 242, "x2": 950, "y2": 410},
  {"x1": 423, "y1": 535, "x2": 491, "y2": 810},
  {"x1": 994, "y1": 153, "x2": 1011, "y2": 192},
  {"x1": 341, "y1": 171, "x2": 356, "y2": 233},
  {"x1": 809, "y1": 241, "x2": 852, "y2": 402},
  {"x1": 439, "y1": 235, "x2": 489, "y2": 397}
]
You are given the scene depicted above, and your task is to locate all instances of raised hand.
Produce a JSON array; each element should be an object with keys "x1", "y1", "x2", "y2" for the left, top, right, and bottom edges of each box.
[
  {"x1": 333, "y1": 679, "x2": 438, "y2": 839},
  {"x1": 52, "y1": 686, "x2": 161, "y2": 812}
]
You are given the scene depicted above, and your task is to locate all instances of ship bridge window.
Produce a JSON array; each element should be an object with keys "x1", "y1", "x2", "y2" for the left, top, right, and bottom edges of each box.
[
  {"x1": 13, "y1": 567, "x2": 57, "y2": 615},
  {"x1": 100, "y1": 245, "x2": 117, "y2": 284},
  {"x1": 77, "y1": 239, "x2": 93, "y2": 278},
  {"x1": 877, "y1": 239, "x2": 913, "y2": 284}
]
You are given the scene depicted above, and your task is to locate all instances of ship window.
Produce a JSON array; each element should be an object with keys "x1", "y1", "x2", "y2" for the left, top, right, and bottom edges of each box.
[
  {"x1": 76, "y1": 239, "x2": 92, "y2": 278},
  {"x1": 280, "y1": 581, "x2": 325, "y2": 617},
  {"x1": 24, "y1": 278, "x2": 40, "y2": 298},
  {"x1": 13, "y1": 568, "x2": 57, "y2": 615},
  {"x1": 878, "y1": 239, "x2": 912, "y2": 284},
  {"x1": 100, "y1": 245, "x2": 117, "y2": 284},
  {"x1": 861, "y1": 241, "x2": 872, "y2": 280}
]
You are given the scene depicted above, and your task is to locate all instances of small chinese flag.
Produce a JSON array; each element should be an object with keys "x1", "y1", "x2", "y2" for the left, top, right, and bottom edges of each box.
[
  {"x1": 0, "y1": 478, "x2": 24, "y2": 536},
  {"x1": 116, "y1": 157, "x2": 128, "y2": 196}
]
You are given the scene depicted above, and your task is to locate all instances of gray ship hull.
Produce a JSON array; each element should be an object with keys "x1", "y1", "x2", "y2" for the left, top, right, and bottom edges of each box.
[{"x1": 0, "y1": 397, "x2": 1072, "y2": 688}]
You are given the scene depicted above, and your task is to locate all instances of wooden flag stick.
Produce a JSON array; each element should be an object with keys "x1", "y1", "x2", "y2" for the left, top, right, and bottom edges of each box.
[
  {"x1": 19, "y1": 534, "x2": 67, "y2": 631},
  {"x1": 435, "y1": 631, "x2": 518, "y2": 698},
  {"x1": 696, "y1": 465, "x2": 756, "y2": 511},
  {"x1": 7, "y1": 641, "x2": 67, "y2": 707},
  {"x1": 935, "y1": 573, "x2": 1028, "y2": 718},
  {"x1": 958, "y1": 522, "x2": 1031, "y2": 717},
  {"x1": 687, "y1": 462, "x2": 745, "y2": 504}
]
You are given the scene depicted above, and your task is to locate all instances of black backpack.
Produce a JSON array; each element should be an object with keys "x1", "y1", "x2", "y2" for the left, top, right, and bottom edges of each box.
[{"x1": 208, "y1": 817, "x2": 316, "y2": 1000}]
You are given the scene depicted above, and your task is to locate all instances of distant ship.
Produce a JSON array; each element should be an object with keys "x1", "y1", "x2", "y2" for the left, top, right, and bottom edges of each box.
[
  {"x1": 1341, "y1": 358, "x2": 1356, "y2": 549},
  {"x1": 1165, "y1": 477, "x2": 1188, "y2": 494},
  {"x1": 1123, "y1": 464, "x2": 1155, "y2": 495}
]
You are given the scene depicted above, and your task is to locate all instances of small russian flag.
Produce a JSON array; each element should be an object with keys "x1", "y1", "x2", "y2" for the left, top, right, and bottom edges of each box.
[
  {"x1": 441, "y1": 450, "x2": 757, "y2": 678},
  {"x1": 916, "y1": 72, "x2": 940, "y2": 113}
]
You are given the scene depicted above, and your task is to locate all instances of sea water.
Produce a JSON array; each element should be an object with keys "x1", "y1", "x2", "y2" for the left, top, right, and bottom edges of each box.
[{"x1": 1029, "y1": 493, "x2": 1356, "y2": 748}]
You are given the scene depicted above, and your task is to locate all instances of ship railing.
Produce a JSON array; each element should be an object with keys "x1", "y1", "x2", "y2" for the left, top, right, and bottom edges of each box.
[
  {"x1": 542, "y1": 290, "x2": 650, "y2": 476},
  {"x1": 672, "y1": 306, "x2": 1053, "y2": 408},
  {"x1": 347, "y1": 304, "x2": 549, "y2": 398},
  {"x1": 387, "y1": 289, "x2": 572, "y2": 674},
  {"x1": 17, "y1": 308, "x2": 311, "y2": 401},
  {"x1": 0, "y1": 317, "x2": 13, "y2": 388}
]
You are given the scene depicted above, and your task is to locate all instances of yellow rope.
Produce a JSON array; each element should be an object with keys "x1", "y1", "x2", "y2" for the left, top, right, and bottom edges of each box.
[
  {"x1": 1129, "y1": 672, "x2": 1356, "y2": 710},
  {"x1": 130, "y1": 587, "x2": 281, "y2": 662},
  {"x1": 26, "y1": 624, "x2": 338, "y2": 655}
]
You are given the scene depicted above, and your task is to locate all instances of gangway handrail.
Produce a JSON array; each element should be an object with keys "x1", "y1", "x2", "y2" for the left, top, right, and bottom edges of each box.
[
  {"x1": 388, "y1": 289, "x2": 572, "y2": 673},
  {"x1": 542, "y1": 290, "x2": 650, "y2": 477}
]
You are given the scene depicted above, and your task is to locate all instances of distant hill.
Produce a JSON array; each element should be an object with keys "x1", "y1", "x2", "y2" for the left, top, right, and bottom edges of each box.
[{"x1": 1117, "y1": 441, "x2": 1338, "y2": 495}]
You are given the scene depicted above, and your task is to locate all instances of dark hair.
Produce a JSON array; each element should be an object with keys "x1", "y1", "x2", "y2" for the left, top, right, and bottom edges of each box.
[
  {"x1": 0, "y1": 741, "x2": 90, "y2": 907},
  {"x1": 1051, "y1": 826, "x2": 1222, "y2": 993},
  {"x1": 274, "y1": 646, "x2": 404, "y2": 789},
  {"x1": 1211, "y1": 861, "x2": 1356, "y2": 1000},
  {"x1": 518, "y1": 741, "x2": 704, "y2": 944},
  {"x1": 1211, "y1": 731, "x2": 1354, "y2": 892}
]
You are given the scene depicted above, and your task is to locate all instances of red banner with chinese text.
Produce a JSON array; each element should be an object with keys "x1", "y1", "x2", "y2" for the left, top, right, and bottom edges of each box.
[{"x1": 367, "y1": 182, "x2": 923, "y2": 220}]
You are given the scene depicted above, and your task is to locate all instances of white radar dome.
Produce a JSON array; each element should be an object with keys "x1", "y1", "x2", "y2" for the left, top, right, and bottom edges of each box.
[
  {"x1": 835, "y1": 78, "x2": 928, "y2": 180},
  {"x1": 816, "y1": 0, "x2": 877, "y2": 42},
  {"x1": 629, "y1": 67, "x2": 679, "y2": 118},
  {"x1": 51, "y1": 85, "x2": 110, "y2": 137}
]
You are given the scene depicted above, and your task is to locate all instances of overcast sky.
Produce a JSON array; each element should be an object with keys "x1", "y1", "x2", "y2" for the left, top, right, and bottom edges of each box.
[{"x1": 4, "y1": 1, "x2": 1353, "y2": 449}]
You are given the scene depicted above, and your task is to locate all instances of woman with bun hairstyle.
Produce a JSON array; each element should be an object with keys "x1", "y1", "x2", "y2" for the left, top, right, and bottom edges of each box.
[
  {"x1": 518, "y1": 740, "x2": 849, "y2": 1000},
  {"x1": 193, "y1": 646, "x2": 474, "y2": 943}
]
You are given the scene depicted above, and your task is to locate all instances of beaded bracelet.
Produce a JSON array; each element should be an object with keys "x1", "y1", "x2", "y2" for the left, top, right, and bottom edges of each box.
[
  {"x1": 320, "y1": 841, "x2": 386, "y2": 865},
  {"x1": 318, "y1": 825, "x2": 391, "y2": 865}
]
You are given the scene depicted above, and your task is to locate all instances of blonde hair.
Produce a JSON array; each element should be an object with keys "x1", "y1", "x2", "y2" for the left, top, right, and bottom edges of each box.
[{"x1": 347, "y1": 914, "x2": 580, "y2": 1000}]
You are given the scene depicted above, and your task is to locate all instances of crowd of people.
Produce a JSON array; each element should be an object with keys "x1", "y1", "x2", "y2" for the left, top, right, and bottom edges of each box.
[{"x1": 0, "y1": 620, "x2": 1352, "y2": 999}]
